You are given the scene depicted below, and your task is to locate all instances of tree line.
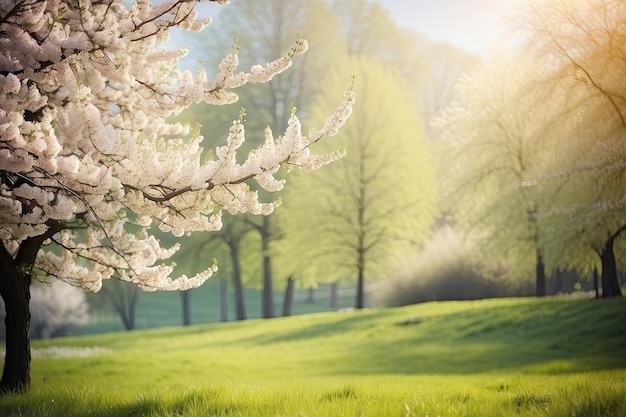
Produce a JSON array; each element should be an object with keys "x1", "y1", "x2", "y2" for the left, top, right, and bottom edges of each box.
[{"x1": 438, "y1": 0, "x2": 626, "y2": 298}]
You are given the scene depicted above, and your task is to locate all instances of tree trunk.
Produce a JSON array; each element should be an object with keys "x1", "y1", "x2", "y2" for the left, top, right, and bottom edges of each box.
[
  {"x1": 330, "y1": 282, "x2": 338, "y2": 309},
  {"x1": 181, "y1": 290, "x2": 192, "y2": 326},
  {"x1": 107, "y1": 280, "x2": 138, "y2": 331},
  {"x1": 125, "y1": 288, "x2": 137, "y2": 331},
  {"x1": 229, "y1": 242, "x2": 246, "y2": 321},
  {"x1": 0, "y1": 246, "x2": 31, "y2": 393},
  {"x1": 593, "y1": 267, "x2": 600, "y2": 299},
  {"x1": 535, "y1": 250, "x2": 546, "y2": 297},
  {"x1": 601, "y1": 236, "x2": 622, "y2": 297},
  {"x1": 219, "y1": 278, "x2": 228, "y2": 322},
  {"x1": 0, "y1": 225, "x2": 60, "y2": 393},
  {"x1": 355, "y1": 266, "x2": 365, "y2": 309},
  {"x1": 261, "y1": 216, "x2": 274, "y2": 319},
  {"x1": 282, "y1": 276, "x2": 294, "y2": 317}
]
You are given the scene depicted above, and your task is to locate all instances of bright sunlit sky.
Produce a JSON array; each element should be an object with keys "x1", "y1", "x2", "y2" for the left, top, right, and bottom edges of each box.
[
  {"x1": 186, "y1": 0, "x2": 526, "y2": 61},
  {"x1": 376, "y1": 0, "x2": 526, "y2": 55},
  {"x1": 189, "y1": 1, "x2": 526, "y2": 57}
]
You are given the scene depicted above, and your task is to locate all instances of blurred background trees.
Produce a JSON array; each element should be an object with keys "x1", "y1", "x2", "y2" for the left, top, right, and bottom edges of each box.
[
  {"x1": 438, "y1": 0, "x2": 626, "y2": 299},
  {"x1": 16, "y1": 0, "x2": 624, "y2": 336},
  {"x1": 437, "y1": 52, "x2": 569, "y2": 296},
  {"x1": 522, "y1": 0, "x2": 626, "y2": 297},
  {"x1": 277, "y1": 55, "x2": 438, "y2": 309}
]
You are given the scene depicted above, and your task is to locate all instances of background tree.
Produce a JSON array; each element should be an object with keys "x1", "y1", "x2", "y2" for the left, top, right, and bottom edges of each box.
[
  {"x1": 437, "y1": 50, "x2": 577, "y2": 296},
  {"x1": 331, "y1": 0, "x2": 422, "y2": 82},
  {"x1": 0, "y1": 0, "x2": 354, "y2": 393},
  {"x1": 522, "y1": 0, "x2": 626, "y2": 297},
  {"x1": 278, "y1": 56, "x2": 438, "y2": 309},
  {"x1": 176, "y1": 0, "x2": 345, "y2": 319},
  {"x1": 416, "y1": 42, "x2": 479, "y2": 138},
  {"x1": 176, "y1": 0, "x2": 476, "y2": 315},
  {"x1": 100, "y1": 279, "x2": 139, "y2": 331},
  {"x1": 214, "y1": 214, "x2": 258, "y2": 321}
]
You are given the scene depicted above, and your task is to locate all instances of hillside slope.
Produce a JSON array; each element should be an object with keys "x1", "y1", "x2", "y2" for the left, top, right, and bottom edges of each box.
[{"x1": 24, "y1": 296, "x2": 626, "y2": 386}]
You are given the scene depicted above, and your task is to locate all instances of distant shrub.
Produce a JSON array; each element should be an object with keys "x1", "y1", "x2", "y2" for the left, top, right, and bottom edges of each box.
[{"x1": 373, "y1": 226, "x2": 505, "y2": 307}]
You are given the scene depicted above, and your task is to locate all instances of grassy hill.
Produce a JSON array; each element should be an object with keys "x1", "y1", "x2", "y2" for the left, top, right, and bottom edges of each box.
[{"x1": 2, "y1": 296, "x2": 625, "y2": 416}]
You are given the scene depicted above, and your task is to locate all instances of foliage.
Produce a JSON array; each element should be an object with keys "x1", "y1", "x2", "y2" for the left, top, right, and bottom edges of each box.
[
  {"x1": 1, "y1": 297, "x2": 625, "y2": 416},
  {"x1": 275, "y1": 55, "x2": 438, "y2": 307},
  {"x1": 0, "y1": 0, "x2": 355, "y2": 392},
  {"x1": 0, "y1": 0, "x2": 354, "y2": 292},
  {"x1": 523, "y1": 0, "x2": 626, "y2": 277},
  {"x1": 438, "y1": 0, "x2": 626, "y2": 296},
  {"x1": 331, "y1": 0, "x2": 422, "y2": 84},
  {"x1": 331, "y1": 0, "x2": 479, "y2": 135},
  {"x1": 437, "y1": 51, "x2": 569, "y2": 289},
  {"x1": 167, "y1": 0, "x2": 349, "y2": 318}
]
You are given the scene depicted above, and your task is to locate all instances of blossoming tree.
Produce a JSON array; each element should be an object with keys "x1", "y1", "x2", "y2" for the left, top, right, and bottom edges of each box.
[{"x1": 0, "y1": 0, "x2": 354, "y2": 393}]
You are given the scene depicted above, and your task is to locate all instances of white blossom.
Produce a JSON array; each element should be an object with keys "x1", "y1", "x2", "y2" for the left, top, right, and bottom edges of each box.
[{"x1": 0, "y1": 0, "x2": 354, "y2": 294}]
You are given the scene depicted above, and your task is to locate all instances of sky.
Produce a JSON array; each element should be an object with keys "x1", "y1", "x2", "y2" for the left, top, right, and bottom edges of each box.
[
  {"x1": 182, "y1": 0, "x2": 527, "y2": 64},
  {"x1": 374, "y1": 0, "x2": 525, "y2": 55}
]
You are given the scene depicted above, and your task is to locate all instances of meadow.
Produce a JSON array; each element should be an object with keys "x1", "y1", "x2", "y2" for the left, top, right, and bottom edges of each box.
[{"x1": 1, "y1": 296, "x2": 625, "y2": 416}]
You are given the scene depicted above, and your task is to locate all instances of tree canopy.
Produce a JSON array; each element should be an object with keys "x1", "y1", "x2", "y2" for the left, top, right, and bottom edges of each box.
[
  {"x1": 277, "y1": 55, "x2": 438, "y2": 309},
  {"x1": 0, "y1": 0, "x2": 354, "y2": 393},
  {"x1": 438, "y1": 0, "x2": 626, "y2": 296}
]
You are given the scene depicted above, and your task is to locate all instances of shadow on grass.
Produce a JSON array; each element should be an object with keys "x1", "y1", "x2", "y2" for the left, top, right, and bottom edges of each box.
[
  {"x1": 0, "y1": 388, "x2": 243, "y2": 417},
  {"x1": 238, "y1": 297, "x2": 626, "y2": 375},
  {"x1": 326, "y1": 298, "x2": 626, "y2": 375}
]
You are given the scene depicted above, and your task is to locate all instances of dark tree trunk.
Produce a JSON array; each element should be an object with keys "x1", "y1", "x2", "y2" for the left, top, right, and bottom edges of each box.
[
  {"x1": 229, "y1": 242, "x2": 246, "y2": 321},
  {"x1": 330, "y1": 282, "x2": 338, "y2": 309},
  {"x1": 181, "y1": 290, "x2": 192, "y2": 326},
  {"x1": 219, "y1": 278, "x2": 228, "y2": 322},
  {"x1": 355, "y1": 266, "x2": 365, "y2": 310},
  {"x1": 282, "y1": 276, "x2": 294, "y2": 317},
  {"x1": 601, "y1": 235, "x2": 622, "y2": 297},
  {"x1": 106, "y1": 280, "x2": 138, "y2": 331},
  {"x1": 0, "y1": 225, "x2": 60, "y2": 393},
  {"x1": 535, "y1": 250, "x2": 546, "y2": 297},
  {"x1": 0, "y1": 245, "x2": 31, "y2": 393},
  {"x1": 593, "y1": 267, "x2": 600, "y2": 299},
  {"x1": 260, "y1": 216, "x2": 274, "y2": 319},
  {"x1": 125, "y1": 289, "x2": 137, "y2": 331}
]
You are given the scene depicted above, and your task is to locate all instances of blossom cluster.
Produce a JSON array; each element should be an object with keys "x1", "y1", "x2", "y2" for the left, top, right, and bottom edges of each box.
[{"x1": 0, "y1": 0, "x2": 354, "y2": 292}]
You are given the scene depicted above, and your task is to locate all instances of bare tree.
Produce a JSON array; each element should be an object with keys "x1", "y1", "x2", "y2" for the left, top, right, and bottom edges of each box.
[{"x1": 100, "y1": 279, "x2": 139, "y2": 331}]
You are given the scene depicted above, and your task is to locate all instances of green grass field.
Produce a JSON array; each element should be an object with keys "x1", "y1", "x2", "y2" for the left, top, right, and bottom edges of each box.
[{"x1": 2, "y1": 296, "x2": 625, "y2": 416}]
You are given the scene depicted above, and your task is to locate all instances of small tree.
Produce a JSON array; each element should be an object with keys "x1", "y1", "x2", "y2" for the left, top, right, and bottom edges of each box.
[
  {"x1": 100, "y1": 278, "x2": 139, "y2": 331},
  {"x1": 278, "y1": 56, "x2": 438, "y2": 309},
  {"x1": 437, "y1": 51, "x2": 574, "y2": 295},
  {"x1": 0, "y1": 0, "x2": 354, "y2": 393},
  {"x1": 203, "y1": 0, "x2": 346, "y2": 319}
]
